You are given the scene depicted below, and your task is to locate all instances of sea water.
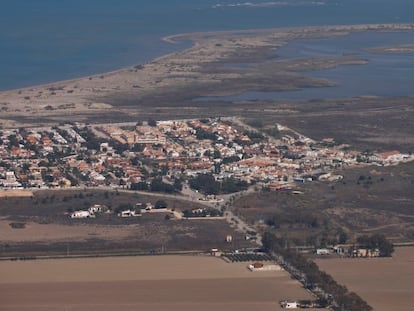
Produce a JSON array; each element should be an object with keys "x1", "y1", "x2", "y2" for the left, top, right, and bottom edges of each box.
[
  {"x1": 1, "y1": 0, "x2": 414, "y2": 91},
  {"x1": 198, "y1": 31, "x2": 414, "y2": 100}
]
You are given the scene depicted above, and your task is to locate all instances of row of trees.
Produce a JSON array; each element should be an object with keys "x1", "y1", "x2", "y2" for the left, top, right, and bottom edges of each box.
[
  {"x1": 182, "y1": 208, "x2": 222, "y2": 218},
  {"x1": 356, "y1": 234, "x2": 394, "y2": 257},
  {"x1": 189, "y1": 173, "x2": 248, "y2": 195},
  {"x1": 262, "y1": 232, "x2": 373, "y2": 311},
  {"x1": 130, "y1": 178, "x2": 181, "y2": 193}
]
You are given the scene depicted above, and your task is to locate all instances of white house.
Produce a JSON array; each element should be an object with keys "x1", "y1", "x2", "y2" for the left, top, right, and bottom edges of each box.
[
  {"x1": 316, "y1": 248, "x2": 330, "y2": 255},
  {"x1": 88, "y1": 204, "x2": 104, "y2": 214},
  {"x1": 70, "y1": 210, "x2": 90, "y2": 219},
  {"x1": 119, "y1": 210, "x2": 140, "y2": 217},
  {"x1": 280, "y1": 301, "x2": 298, "y2": 309}
]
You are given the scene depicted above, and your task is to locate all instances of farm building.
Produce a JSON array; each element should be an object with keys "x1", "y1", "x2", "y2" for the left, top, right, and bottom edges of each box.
[
  {"x1": 88, "y1": 204, "x2": 105, "y2": 214},
  {"x1": 316, "y1": 248, "x2": 330, "y2": 255},
  {"x1": 211, "y1": 248, "x2": 222, "y2": 257},
  {"x1": 118, "y1": 209, "x2": 140, "y2": 217},
  {"x1": 70, "y1": 210, "x2": 90, "y2": 219},
  {"x1": 248, "y1": 262, "x2": 282, "y2": 272},
  {"x1": 280, "y1": 300, "x2": 298, "y2": 309}
]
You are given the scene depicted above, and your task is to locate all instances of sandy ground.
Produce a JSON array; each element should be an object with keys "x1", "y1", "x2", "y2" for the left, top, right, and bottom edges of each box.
[
  {"x1": 0, "y1": 190, "x2": 33, "y2": 198},
  {"x1": 0, "y1": 220, "x2": 134, "y2": 242},
  {"x1": 1, "y1": 23, "x2": 413, "y2": 128},
  {"x1": 0, "y1": 255, "x2": 317, "y2": 311},
  {"x1": 315, "y1": 247, "x2": 414, "y2": 311}
]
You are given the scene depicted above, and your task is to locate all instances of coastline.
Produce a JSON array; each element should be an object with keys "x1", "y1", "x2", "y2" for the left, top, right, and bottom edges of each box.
[
  {"x1": 3, "y1": 23, "x2": 414, "y2": 93},
  {"x1": 1, "y1": 23, "x2": 414, "y2": 128}
]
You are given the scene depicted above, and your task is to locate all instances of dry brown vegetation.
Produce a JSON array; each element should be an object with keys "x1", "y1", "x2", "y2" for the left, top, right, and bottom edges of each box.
[
  {"x1": 0, "y1": 190, "x2": 254, "y2": 257},
  {"x1": 233, "y1": 161, "x2": 414, "y2": 244}
]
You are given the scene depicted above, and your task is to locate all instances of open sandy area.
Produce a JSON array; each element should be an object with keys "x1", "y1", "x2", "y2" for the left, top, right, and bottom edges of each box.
[
  {"x1": 316, "y1": 247, "x2": 414, "y2": 311},
  {"x1": 0, "y1": 190, "x2": 33, "y2": 198},
  {"x1": 0, "y1": 220, "x2": 133, "y2": 242},
  {"x1": 0, "y1": 255, "x2": 317, "y2": 311}
]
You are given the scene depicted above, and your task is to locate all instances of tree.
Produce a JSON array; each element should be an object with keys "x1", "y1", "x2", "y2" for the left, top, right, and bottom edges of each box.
[
  {"x1": 132, "y1": 144, "x2": 145, "y2": 152},
  {"x1": 264, "y1": 126, "x2": 281, "y2": 138},
  {"x1": 338, "y1": 231, "x2": 348, "y2": 244},
  {"x1": 189, "y1": 174, "x2": 220, "y2": 195},
  {"x1": 195, "y1": 128, "x2": 217, "y2": 141},
  {"x1": 150, "y1": 178, "x2": 175, "y2": 193},
  {"x1": 357, "y1": 234, "x2": 394, "y2": 257},
  {"x1": 148, "y1": 118, "x2": 157, "y2": 127},
  {"x1": 7, "y1": 134, "x2": 19, "y2": 148},
  {"x1": 247, "y1": 118, "x2": 264, "y2": 128},
  {"x1": 221, "y1": 178, "x2": 248, "y2": 194},
  {"x1": 160, "y1": 165, "x2": 169, "y2": 176},
  {"x1": 155, "y1": 199, "x2": 168, "y2": 209},
  {"x1": 173, "y1": 178, "x2": 183, "y2": 191},
  {"x1": 222, "y1": 155, "x2": 240, "y2": 164},
  {"x1": 130, "y1": 182, "x2": 148, "y2": 191}
]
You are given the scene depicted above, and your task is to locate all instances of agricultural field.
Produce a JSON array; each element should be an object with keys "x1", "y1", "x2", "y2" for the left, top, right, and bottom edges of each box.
[
  {"x1": 315, "y1": 247, "x2": 414, "y2": 311},
  {"x1": 0, "y1": 255, "x2": 319, "y2": 311}
]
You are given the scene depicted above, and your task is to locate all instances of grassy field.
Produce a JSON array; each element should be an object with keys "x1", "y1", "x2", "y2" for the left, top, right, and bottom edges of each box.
[{"x1": 315, "y1": 247, "x2": 414, "y2": 311}]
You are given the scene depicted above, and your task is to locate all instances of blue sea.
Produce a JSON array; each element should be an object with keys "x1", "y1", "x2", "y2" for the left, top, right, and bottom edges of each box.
[{"x1": 1, "y1": 0, "x2": 414, "y2": 92}]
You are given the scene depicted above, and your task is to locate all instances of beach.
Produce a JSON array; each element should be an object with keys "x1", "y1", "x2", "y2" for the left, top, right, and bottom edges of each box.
[
  {"x1": 1, "y1": 23, "x2": 413, "y2": 128},
  {"x1": 0, "y1": 255, "x2": 317, "y2": 310}
]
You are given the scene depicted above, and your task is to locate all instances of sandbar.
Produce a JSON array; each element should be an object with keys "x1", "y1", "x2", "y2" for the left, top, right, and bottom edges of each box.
[{"x1": 1, "y1": 23, "x2": 413, "y2": 128}]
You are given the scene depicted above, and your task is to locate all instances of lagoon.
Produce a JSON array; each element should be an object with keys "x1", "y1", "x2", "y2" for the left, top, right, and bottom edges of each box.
[{"x1": 197, "y1": 31, "x2": 414, "y2": 101}]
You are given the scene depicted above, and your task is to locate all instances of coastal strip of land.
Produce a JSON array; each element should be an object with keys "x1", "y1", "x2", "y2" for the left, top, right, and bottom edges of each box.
[
  {"x1": 1, "y1": 23, "x2": 413, "y2": 128},
  {"x1": 366, "y1": 43, "x2": 414, "y2": 54}
]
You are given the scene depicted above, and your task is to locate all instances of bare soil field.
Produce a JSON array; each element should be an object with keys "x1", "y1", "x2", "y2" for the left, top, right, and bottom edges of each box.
[
  {"x1": 315, "y1": 247, "x2": 414, "y2": 311},
  {"x1": 0, "y1": 255, "x2": 317, "y2": 311}
]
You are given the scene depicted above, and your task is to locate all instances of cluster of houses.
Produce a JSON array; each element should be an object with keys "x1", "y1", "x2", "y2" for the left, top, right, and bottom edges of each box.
[
  {"x1": 70, "y1": 203, "x2": 144, "y2": 219},
  {"x1": 316, "y1": 246, "x2": 381, "y2": 258},
  {"x1": 70, "y1": 204, "x2": 108, "y2": 219},
  {"x1": 1, "y1": 118, "x2": 413, "y2": 192},
  {"x1": 69, "y1": 202, "x2": 175, "y2": 220}
]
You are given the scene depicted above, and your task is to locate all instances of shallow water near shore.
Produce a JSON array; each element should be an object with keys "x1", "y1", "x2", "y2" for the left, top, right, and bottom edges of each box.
[
  {"x1": 1, "y1": 0, "x2": 414, "y2": 90},
  {"x1": 197, "y1": 31, "x2": 414, "y2": 101}
]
